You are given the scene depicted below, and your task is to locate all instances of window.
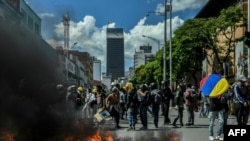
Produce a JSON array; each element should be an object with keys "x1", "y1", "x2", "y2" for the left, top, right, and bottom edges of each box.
[
  {"x1": 34, "y1": 23, "x2": 40, "y2": 34},
  {"x1": 21, "y1": 9, "x2": 27, "y2": 24},
  {"x1": 28, "y1": 16, "x2": 33, "y2": 30}
]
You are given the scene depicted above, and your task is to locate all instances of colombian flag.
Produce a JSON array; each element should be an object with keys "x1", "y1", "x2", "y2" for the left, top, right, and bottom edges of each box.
[{"x1": 200, "y1": 74, "x2": 230, "y2": 98}]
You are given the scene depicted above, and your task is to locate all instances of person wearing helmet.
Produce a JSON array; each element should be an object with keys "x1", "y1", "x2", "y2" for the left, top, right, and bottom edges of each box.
[
  {"x1": 172, "y1": 82, "x2": 185, "y2": 127},
  {"x1": 77, "y1": 86, "x2": 86, "y2": 104},
  {"x1": 137, "y1": 84, "x2": 151, "y2": 130},
  {"x1": 161, "y1": 80, "x2": 174, "y2": 125},
  {"x1": 150, "y1": 82, "x2": 162, "y2": 128},
  {"x1": 67, "y1": 85, "x2": 84, "y2": 121},
  {"x1": 84, "y1": 88, "x2": 97, "y2": 118},
  {"x1": 77, "y1": 86, "x2": 84, "y2": 93}
]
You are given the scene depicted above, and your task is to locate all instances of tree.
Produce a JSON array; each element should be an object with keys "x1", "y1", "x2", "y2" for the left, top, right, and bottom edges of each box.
[
  {"x1": 171, "y1": 6, "x2": 246, "y2": 86},
  {"x1": 132, "y1": 6, "x2": 246, "y2": 87},
  {"x1": 210, "y1": 6, "x2": 247, "y2": 74},
  {"x1": 171, "y1": 18, "x2": 209, "y2": 86}
]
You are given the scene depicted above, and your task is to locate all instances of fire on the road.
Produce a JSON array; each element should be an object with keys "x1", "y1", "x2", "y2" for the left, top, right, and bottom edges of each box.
[
  {"x1": 63, "y1": 129, "x2": 113, "y2": 141},
  {"x1": 1, "y1": 131, "x2": 15, "y2": 141}
]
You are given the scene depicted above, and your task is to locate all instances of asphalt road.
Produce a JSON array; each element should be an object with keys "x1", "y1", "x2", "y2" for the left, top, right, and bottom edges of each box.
[{"x1": 96, "y1": 108, "x2": 239, "y2": 141}]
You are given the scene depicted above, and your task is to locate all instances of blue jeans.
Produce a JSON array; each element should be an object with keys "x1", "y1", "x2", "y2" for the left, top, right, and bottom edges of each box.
[
  {"x1": 204, "y1": 103, "x2": 209, "y2": 117},
  {"x1": 127, "y1": 107, "x2": 137, "y2": 127},
  {"x1": 223, "y1": 109, "x2": 229, "y2": 126},
  {"x1": 208, "y1": 110, "x2": 224, "y2": 136},
  {"x1": 152, "y1": 104, "x2": 160, "y2": 127}
]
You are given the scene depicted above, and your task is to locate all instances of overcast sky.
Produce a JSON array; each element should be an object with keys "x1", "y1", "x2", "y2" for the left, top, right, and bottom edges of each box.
[{"x1": 25, "y1": 0, "x2": 208, "y2": 73}]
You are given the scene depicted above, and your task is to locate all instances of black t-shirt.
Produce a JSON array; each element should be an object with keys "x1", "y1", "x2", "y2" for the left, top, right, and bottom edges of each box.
[
  {"x1": 221, "y1": 93, "x2": 230, "y2": 112},
  {"x1": 161, "y1": 87, "x2": 173, "y2": 102},
  {"x1": 209, "y1": 97, "x2": 223, "y2": 111},
  {"x1": 126, "y1": 88, "x2": 139, "y2": 108}
]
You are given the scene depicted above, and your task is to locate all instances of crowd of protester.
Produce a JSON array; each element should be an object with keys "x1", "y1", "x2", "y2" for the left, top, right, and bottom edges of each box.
[{"x1": 55, "y1": 76, "x2": 250, "y2": 141}]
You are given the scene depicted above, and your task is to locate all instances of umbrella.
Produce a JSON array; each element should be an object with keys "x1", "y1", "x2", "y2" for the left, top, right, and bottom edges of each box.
[{"x1": 199, "y1": 74, "x2": 230, "y2": 98}]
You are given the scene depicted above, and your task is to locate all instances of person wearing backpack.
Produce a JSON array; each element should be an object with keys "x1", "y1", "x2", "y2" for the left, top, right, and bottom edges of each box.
[
  {"x1": 161, "y1": 80, "x2": 174, "y2": 125},
  {"x1": 220, "y1": 91, "x2": 230, "y2": 126},
  {"x1": 125, "y1": 82, "x2": 139, "y2": 131},
  {"x1": 150, "y1": 82, "x2": 162, "y2": 128},
  {"x1": 208, "y1": 96, "x2": 224, "y2": 141},
  {"x1": 172, "y1": 83, "x2": 185, "y2": 127},
  {"x1": 184, "y1": 83, "x2": 195, "y2": 126},
  {"x1": 233, "y1": 76, "x2": 250, "y2": 125},
  {"x1": 137, "y1": 84, "x2": 151, "y2": 130}
]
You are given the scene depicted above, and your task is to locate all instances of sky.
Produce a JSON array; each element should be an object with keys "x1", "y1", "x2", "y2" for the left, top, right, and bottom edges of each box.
[{"x1": 25, "y1": 0, "x2": 209, "y2": 73}]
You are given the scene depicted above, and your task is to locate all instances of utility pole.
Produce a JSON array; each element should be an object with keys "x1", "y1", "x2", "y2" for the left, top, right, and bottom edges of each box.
[
  {"x1": 169, "y1": 0, "x2": 172, "y2": 91},
  {"x1": 147, "y1": 0, "x2": 168, "y2": 82},
  {"x1": 163, "y1": 0, "x2": 167, "y2": 82}
]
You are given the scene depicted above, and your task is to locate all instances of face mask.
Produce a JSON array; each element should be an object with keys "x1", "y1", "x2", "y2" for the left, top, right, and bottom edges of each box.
[{"x1": 238, "y1": 82, "x2": 242, "y2": 87}]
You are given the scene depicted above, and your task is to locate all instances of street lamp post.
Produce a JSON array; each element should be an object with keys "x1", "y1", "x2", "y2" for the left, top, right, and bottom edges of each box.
[
  {"x1": 142, "y1": 35, "x2": 160, "y2": 51},
  {"x1": 146, "y1": 0, "x2": 169, "y2": 82},
  {"x1": 163, "y1": 0, "x2": 167, "y2": 82},
  {"x1": 169, "y1": 0, "x2": 172, "y2": 91}
]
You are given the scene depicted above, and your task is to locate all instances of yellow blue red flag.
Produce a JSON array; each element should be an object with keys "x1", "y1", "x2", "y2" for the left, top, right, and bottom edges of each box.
[{"x1": 200, "y1": 74, "x2": 229, "y2": 98}]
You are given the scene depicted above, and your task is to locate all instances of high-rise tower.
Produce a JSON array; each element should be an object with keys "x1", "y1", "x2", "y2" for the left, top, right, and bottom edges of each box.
[{"x1": 106, "y1": 28, "x2": 124, "y2": 82}]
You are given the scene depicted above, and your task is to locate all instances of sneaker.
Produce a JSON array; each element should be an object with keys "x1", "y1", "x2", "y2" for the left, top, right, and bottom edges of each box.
[
  {"x1": 132, "y1": 126, "x2": 135, "y2": 130},
  {"x1": 115, "y1": 125, "x2": 121, "y2": 129},
  {"x1": 172, "y1": 123, "x2": 178, "y2": 127},
  {"x1": 127, "y1": 126, "x2": 132, "y2": 131},
  {"x1": 215, "y1": 136, "x2": 223, "y2": 141},
  {"x1": 208, "y1": 136, "x2": 214, "y2": 141},
  {"x1": 139, "y1": 126, "x2": 147, "y2": 130},
  {"x1": 152, "y1": 125, "x2": 158, "y2": 128}
]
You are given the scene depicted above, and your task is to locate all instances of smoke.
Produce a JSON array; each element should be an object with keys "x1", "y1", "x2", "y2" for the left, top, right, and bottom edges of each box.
[
  {"x1": 0, "y1": 16, "x2": 89, "y2": 141},
  {"x1": 0, "y1": 11, "x2": 181, "y2": 141}
]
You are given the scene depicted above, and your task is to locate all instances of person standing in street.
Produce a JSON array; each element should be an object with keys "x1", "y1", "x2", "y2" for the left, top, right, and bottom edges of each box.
[
  {"x1": 137, "y1": 84, "x2": 151, "y2": 130},
  {"x1": 125, "y1": 82, "x2": 139, "y2": 131},
  {"x1": 220, "y1": 91, "x2": 230, "y2": 126},
  {"x1": 96, "y1": 85, "x2": 106, "y2": 110},
  {"x1": 184, "y1": 84, "x2": 195, "y2": 126},
  {"x1": 161, "y1": 80, "x2": 174, "y2": 125},
  {"x1": 150, "y1": 82, "x2": 162, "y2": 128},
  {"x1": 106, "y1": 87, "x2": 121, "y2": 129},
  {"x1": 172, "y1": 83, "x2": 185, "y2": 127},
  {"x1": 207, "y1": 96, "x2": 224, "y2": 141},
  {"x1": 233, "y1": 76, "x2": 250, "y2": 125},
  {"x1": 119, "y1": 86, "x2": 127, "y2": 120}
]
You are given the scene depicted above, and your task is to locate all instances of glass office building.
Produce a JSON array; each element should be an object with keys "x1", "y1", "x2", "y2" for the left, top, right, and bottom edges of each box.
[{"x1": 106, "y1": 28, "x2": 124, "y2": 82}]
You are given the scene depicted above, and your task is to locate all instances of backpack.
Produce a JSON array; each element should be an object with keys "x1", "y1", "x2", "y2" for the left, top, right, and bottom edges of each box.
[
  {"x1": 190, "y1": 89, "x2": 197, "y2": 102},
  {"x1": 220, "y1": 93, "x2": 228, "y2": 105},
  {"x1": 162, "y1": 87, "x2": 174, "y2": 102},
  {"x1": 175, "y1": 87, "x2": 185, "y2": 105},
  {"x1": 151, "y1": 89, "x2": 162, "y2": 104},
  {"x1": 145, "y1": 91, "x2": 153, "y2": 106}
]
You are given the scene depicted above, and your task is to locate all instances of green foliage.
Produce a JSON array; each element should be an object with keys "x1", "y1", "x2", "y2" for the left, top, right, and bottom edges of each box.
[{"x1": 132, "y1": 6, "x2": 247, "y2": 85}]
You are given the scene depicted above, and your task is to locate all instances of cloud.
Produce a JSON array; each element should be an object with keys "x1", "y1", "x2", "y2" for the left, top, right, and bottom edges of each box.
[
  {"x1": 47, "y1": 14, "x2": 184, "y2": 72},
  {"x1": 156, "y1": 0, "x2": 208, "y2": 13},
  {"x1": 39, "y1": 13, "x2": 55, "y2": 18}
]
